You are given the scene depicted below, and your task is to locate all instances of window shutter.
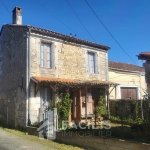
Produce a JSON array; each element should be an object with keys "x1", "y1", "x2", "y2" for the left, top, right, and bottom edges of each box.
[
  {"x1": 95, "y1": 53, "x2": 98, "y2": 73},
  {"x1": 40, "y1": 44, "x2": 44, "y2": 67},
  {"x1": 47, "y1": 45, "x2": 51, "y2": 68},
  {"x1": 51, "y1": 44, "x2": 54, "y2": 69},
  {"x1": 88, "y1": 53, "x2": 90, "y2": 72},
  {"x1": 88, "y1": 52, "x2": 95, "y2": 73}
]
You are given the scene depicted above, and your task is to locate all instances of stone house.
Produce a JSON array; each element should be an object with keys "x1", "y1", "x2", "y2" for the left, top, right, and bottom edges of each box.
[
  {"x1": 0, "y1": 7, "x2": 117, "y2": 128},
  {"x1": 138, "y1": 52, "x2": 150, "y2": 98},
  {"x1": 109, "y1": 61, "x2": 147, "y2": 100}
]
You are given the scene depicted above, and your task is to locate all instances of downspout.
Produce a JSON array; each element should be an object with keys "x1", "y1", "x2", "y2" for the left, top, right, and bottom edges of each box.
[
  {"x1": 26, "y1": 28, "x2": 31, "y2": 126},
  {"x1": 106, "y1": 52, "x2": 109, "y2": 81}
]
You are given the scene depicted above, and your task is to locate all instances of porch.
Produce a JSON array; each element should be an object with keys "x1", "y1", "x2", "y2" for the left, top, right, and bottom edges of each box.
[{"x1": 30, "y1": 76, "x2": 118, "y2": 125}]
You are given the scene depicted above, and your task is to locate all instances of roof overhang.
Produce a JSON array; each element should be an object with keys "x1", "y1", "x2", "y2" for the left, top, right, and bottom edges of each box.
[
  {"x1": 31, "y1": 76, "x2": 118, "y2": 87},
  {"x1": 138, "y1": 52, "x2": 150, "y2": 61}
]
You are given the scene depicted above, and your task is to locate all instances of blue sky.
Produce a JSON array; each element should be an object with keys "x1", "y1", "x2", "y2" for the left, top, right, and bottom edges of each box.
[{"x1": 0, "y1": 0, "x2": 150, "y2": 66}]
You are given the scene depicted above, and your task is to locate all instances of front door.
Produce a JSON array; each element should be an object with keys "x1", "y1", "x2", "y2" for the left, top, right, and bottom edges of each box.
[{"x1": 72, "y1": 90, "x2": 81, "y2": 123}]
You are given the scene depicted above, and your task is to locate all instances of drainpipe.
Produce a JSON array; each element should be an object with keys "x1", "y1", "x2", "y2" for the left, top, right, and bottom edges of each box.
[
  {"x1": 106, "y1": 52, "x2": 109, "y2": 81},
  {"x1": 26, "y1": 28, "x2": 31, "y2": 126}
]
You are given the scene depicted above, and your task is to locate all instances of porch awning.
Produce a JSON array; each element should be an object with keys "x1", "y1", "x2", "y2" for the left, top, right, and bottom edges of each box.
[{"x1": 31, "y1": 76, "x2": 118, "y2": 87}]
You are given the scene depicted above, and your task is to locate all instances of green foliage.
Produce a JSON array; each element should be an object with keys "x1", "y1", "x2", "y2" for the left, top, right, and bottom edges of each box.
[
  {"x1": 57, "y1": 93, "x2": 72, "y2": 120},
  {"x1": 31, "y1": 122, "x2": 39, "y2": 127},
  {"x1": 48, "y1": 93, "x2": 72, "y2": 129},
  {"x1": 110, "y1": 115, "x2": 145, "y2": 125},
  {"x1": 95, "y1": 90, "x2": 108, "y2": 117},
  {"x1": 49, "y1": 100, "x2": 55, "y2": 111}
]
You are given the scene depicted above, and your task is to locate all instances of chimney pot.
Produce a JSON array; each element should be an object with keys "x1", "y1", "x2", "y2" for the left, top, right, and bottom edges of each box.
[{"x1": 12, "y1": 6, "x2": 22, "y2": 25}]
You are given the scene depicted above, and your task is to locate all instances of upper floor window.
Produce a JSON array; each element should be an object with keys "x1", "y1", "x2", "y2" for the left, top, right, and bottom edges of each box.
[
  {"x1": 88, "y1": 52, "x2": 97, "y2": 74},
  {"x1": 40, "y1": 43, "x2": 52, "y2": 68}
]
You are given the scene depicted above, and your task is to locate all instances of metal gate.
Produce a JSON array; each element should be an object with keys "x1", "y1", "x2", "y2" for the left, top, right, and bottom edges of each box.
[{"x1": 37, "y1": 108, "x2": 58, "y2": 140}]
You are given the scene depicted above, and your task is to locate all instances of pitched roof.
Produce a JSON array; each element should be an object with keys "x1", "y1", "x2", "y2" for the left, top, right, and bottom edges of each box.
[
  {"x1": 108, "y1": 61, "x2": 145, "y2": 72},
  {"x1": 2, "y1": 24, "x2": 110, "y2": 50}
]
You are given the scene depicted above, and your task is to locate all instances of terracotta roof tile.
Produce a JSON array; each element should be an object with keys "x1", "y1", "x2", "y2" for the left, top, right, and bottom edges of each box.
[
  {"x1": 31, "y1": 76, "x2": 118, "y2": 86},
  {"x1": 108, "y1": 61, "x2": 144, "y2": 72},
  {"x1": 32, "y1": 76, "x2": 76, "y2": 84}
]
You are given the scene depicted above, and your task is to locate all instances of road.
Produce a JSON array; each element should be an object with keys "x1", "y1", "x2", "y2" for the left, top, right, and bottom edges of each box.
[{"x1": 0, "y1": 128, "x2": 56, "y2": 150}]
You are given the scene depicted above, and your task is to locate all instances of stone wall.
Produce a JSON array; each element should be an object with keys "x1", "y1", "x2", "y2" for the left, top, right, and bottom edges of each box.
[
  {"x1": 29, "y1": 35, "x2": 108, "y2": 124},
  {"x1": 0, "y1": 25, "x2": 27, "y2": 128},
  {"x1": 56, "y1": 131, "x2": 150, "y2": 150},
  {"x1": 30, "y1": 35, "x2": 108, "y2": 81}
]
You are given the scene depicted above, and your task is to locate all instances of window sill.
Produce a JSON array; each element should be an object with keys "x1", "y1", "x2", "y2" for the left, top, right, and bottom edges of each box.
[{"x1": 40, "y1": 67, "x2": 55, "y2": 70}]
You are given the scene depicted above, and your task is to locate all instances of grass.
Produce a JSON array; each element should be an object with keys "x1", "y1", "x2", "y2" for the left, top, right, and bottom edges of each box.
[{"x1": 0, "y1": 123, "x2": 85, "y2": 150}]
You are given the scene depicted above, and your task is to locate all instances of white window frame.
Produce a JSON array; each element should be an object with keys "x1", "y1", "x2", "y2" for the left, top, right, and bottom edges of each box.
[
  {"x1": 40, "y1": 43, "x2": 52, "y2": 68},
  {"x1": 87, "y1": 52, "x2": 97, "y2": 74}
]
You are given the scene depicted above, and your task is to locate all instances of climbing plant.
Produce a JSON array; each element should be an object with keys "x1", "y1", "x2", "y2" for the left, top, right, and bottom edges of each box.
[
  {"x1": 48, "y1": 93, "x2": 72, "y2": 129},
  {"x1": 95, "y1": 90, "x2": 108, "y2": 118}
]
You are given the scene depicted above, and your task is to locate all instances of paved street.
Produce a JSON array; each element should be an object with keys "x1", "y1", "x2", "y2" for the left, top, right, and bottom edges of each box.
[{"x1": 0, "y1": 128, "x2": 56, "y2": 150}]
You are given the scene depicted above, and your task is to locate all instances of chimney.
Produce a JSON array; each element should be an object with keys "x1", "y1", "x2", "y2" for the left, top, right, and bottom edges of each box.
[{"x1": 12, "y1": 6, "x2": 22, "y2": 25}]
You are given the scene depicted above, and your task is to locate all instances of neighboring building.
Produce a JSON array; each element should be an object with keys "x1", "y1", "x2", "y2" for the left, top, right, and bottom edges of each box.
[
  {"x1": 109, "y1": 61, "x2": 147, "y2": 100},
  {"x1": 0, "y1": 7, "x2": 117, "y2": 128},
  {"x1": 138, "y1": 52, "x2": 150, "y2": 97}
]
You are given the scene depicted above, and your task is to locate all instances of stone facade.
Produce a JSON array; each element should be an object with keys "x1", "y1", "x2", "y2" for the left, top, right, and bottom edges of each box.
[
  {"x1": 0, "y1": 25, "x2": 27, "y2": 127},
  {"x1": 29, "y1": 34, "x2": 108, "y2": 124},
  {"x1": 0, "y1": 24, "x2": 109, "y2": 127},
  {"x1": 29, "y1": 35, "x2": 108, "y2": 81}
]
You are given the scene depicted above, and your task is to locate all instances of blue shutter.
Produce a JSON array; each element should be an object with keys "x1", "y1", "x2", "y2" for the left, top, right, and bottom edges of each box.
[
  {"x1": 47, "y1": 45, "x2": 51, "y2": 68},
  {"x1": 88, "y1": 52, "x2": 95, "y2": 73},
  {"x1": 40, "y1": 44, "x2": 44, "y2": 67},
  {"x1": 95, "y1": 53, "x2": 98, "y2": 73}
]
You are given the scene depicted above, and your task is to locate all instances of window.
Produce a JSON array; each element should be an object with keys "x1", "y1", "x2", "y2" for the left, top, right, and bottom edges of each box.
[
  {"x1": 40, "y1": 43, "x2": 52, "y2": 68},
  {"x1": 88, "y1": 52, "x2": 97, "y2": 73}
]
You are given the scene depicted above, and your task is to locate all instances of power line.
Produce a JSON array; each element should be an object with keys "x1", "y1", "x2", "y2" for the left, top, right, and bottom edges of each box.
[
  {"x1": 0, "y1": 0, "x2": 11, "y2": 17},
  {"x1": 35, "y1": 0, "x2": 74, "y2": 33},
  {"x1": 84, "y1": 0, "x2": 137, "y2": 65},
  {"x1": 65, "y1": 0, "x2": 96, "y2": 42}
]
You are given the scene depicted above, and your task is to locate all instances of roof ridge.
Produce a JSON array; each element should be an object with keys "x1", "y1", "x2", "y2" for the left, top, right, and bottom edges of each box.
[{"x1": 3, "y1": 24, "x2": 110, "y2": 50}]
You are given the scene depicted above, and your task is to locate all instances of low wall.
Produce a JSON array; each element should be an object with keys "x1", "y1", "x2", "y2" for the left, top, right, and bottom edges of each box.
[
  {"x1": 26, "y1": 126, "x2": 38, "y2": 136},
  {"x1": 56, "y1": 131, "x2": 150, "y2": 150}
]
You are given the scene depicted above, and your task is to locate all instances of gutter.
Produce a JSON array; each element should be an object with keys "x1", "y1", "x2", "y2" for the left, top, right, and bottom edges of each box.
[{"x1": 109, "y1": 67, "x2": 145, "y2": 74}]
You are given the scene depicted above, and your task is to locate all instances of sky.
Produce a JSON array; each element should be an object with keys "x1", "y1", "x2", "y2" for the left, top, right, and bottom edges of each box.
[{"x1": 0, "y1": 0, "x2": 150, "y2": 66}]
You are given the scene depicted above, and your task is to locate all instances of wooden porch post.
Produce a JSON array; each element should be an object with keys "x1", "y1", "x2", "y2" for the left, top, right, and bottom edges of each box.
[{"x1": 106, "y1": 86, "x2": 110, "y2": 119}]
